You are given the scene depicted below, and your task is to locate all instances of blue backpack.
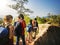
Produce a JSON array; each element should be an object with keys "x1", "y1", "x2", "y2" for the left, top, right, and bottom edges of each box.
[
  {"x1": 0, "y1": 26, "x2": 8, "y2": 38},
  {"x1": 26, "y1": 24, "x2": 32, "y2": 32}
]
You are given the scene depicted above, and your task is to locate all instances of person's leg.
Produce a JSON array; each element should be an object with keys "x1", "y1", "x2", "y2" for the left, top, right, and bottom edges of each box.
[
  {"x1": 16, "y1": 36, "x2": 20, "y2": 45},
  {"x1": 35, "y1": 28, "x2": 37, "y2": 38},
  {"x1": 35, "y1": 29, "x2": 36, "y2": 38},
  {"x1": 33, "y1": 28, "x2": 37, "y2": 39},
  {"x1": 29, "y1": 32, "x2": 33, "y2": 43},
  {"x1": 36, "y1": 28, "x2": 38, "y2": 35},
  {"x1": 28, "y1": 32, "x2": 31, "y2": 43},
  {"x1": 32, "y1": 28, "x2": 35, "y2": 39},
  {"x1": 21, "y1": 35, "x2": 26, "y2": 45}
]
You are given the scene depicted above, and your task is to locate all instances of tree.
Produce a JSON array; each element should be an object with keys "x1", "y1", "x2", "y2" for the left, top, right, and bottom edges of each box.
[
  {"x1": 8, "y1": 0, "x2": 33, "y2": 14},
  {"x1": 24, "y1": 14, "x2": 31, "y2": 25},
  {"x1": 35, "y1": 16, "x2": 44, "y2": 24}
]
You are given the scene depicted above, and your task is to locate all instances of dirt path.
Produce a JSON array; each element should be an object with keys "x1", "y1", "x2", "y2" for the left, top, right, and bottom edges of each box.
[
  {"x1": 14, "y1": 24, "x2": 50, "y2": 45},
  {"x1": 28, "y1": 24, "x2": 50, "y2": 45}
]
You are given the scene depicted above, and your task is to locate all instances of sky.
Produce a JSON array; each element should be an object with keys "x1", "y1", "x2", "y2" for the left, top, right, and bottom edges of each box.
[
  {"x1": 26, "y1": 0, "x2": 60, "y2": 17},
  {"x1": 0, "y1": 0, "x2": 60, "y2": 18}
]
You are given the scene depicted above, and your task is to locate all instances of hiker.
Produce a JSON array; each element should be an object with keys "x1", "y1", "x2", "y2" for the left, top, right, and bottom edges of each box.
[
  {"x1": 32, "y1": 18, "x2": 38, "y2": 39},
  {"x1": 26, "y1": 19, "x2": 33, "y2": 43},
  {"x1": 14, "y1": 14, "x2": 26, "y2": 45},
  {"x1": 3, "y1": 15, "x2": 14, "y2": 45}
]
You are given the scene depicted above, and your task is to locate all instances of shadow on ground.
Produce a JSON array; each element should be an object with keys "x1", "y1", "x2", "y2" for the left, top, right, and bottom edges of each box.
[{"x1": 34, "y1": 26, "x2": 60, "y2": 45}]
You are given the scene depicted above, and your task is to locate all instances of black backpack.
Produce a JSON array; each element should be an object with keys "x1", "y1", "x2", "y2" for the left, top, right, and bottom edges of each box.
[{"x1": 14, "y1": 22, "x2": 22, "y2": 36}]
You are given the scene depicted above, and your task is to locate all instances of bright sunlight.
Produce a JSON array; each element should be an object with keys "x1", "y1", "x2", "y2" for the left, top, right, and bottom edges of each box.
[{"x1": 0, "y1": 0, "x2": 8, "y2": 9}]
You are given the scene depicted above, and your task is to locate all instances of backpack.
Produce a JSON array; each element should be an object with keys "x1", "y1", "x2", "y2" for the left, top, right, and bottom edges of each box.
[
  {"x1": 0, "y1": 26, "x2": 8, "y2": 45},
  {"x1": 14, "y1": 21, "x2": 23, "y2": 36},
  {"x1": 26, "y1": 24, "x2": 32, "y2": 32},
  {"x1": 14, "y1": 20, "x2": 26, "y2": 36},
  {"x1": 0, "y1": 26, "x2": 8, "y2": 38}
]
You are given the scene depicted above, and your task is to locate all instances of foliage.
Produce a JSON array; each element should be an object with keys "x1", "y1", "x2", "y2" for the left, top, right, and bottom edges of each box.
[
  {"x1": 34, "y1": 14, "x2": 60, "y2": 26},
  {"x1": 46, "y1": 13, "x2": 60, "y2": 26},
  {"x1": 36, "y1": 16, "x2": 46, "y2": 24},
  {"x1": 8, "y1": 0, "x2": 33, "y2": 14},
  {"x1": 24, "y1": 14, "x2": 31, "y2": 25}
]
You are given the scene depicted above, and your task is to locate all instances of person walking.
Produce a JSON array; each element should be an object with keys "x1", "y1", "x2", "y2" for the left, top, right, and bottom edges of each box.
[
  {"x1": 32, "y1": 18, "x2": 38, "y2": 39},
  {"x1": 14, "y1": 14, "x2": 26, "y2": 45},
  {"x1": 3, "y1": 15, "x2": 14, "y2": 45},
  {"x1": 26, "y1": 19, "x2": 33, "y2": 43}
]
